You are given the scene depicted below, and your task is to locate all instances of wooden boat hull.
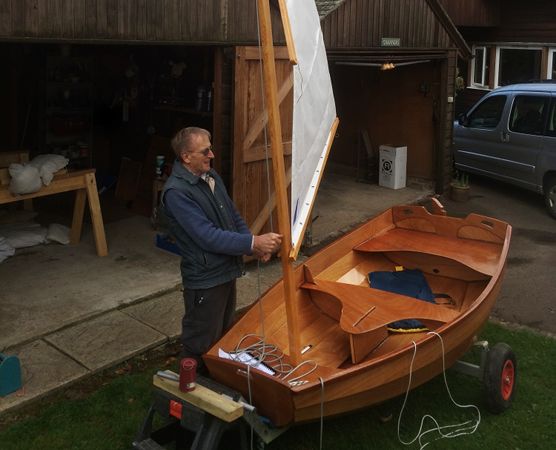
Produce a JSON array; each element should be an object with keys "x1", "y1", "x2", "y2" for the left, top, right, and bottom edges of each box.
[{"x1": 204, "y1": 204, "x2": 511, "y2": 427}]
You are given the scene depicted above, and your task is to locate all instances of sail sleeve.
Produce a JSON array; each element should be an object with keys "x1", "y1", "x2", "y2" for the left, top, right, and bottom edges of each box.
[{"x1": 286, "y1": 0, "x2": 337, "y2": 256}]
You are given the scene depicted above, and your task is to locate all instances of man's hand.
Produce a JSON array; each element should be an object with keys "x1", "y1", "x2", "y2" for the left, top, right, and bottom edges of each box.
[{"x1": 253, "y1": 232, "x2": 282, "y2": 257}]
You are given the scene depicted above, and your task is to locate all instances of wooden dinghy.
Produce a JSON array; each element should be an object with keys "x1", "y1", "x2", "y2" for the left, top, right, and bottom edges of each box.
[{"x1": 204, "y1": 201, "x2": 512, "y2": 427}]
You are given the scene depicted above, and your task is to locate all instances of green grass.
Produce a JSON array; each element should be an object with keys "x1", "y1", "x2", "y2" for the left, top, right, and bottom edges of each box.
[{"x1": 1, "y1": 322, "x2": 555, "y2": 449}]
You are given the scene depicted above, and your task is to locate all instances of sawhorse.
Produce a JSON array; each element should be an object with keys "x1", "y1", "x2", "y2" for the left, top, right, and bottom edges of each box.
[{"x1": 133, "y1": 372, "x2": 288, "y2": 450}]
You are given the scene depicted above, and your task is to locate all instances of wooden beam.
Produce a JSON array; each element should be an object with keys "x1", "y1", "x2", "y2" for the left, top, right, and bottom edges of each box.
[
  {"x1": 277, "y1": 0, "x2": 298, "y2": 65},
  {"x1": 153, "y1": 374, "x2": 244, "y2": 423},
  {"x1": 257, "y1": 0, "x2": 301, "y2": 365}
]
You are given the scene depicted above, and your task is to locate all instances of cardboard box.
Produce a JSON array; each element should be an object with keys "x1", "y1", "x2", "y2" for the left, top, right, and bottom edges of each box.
[{"x1": 379, "y1": 145, "x2": 407, "y2": 189}]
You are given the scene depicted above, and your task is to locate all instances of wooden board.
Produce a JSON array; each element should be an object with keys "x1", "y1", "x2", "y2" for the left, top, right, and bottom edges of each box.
[
  {"x1": 232, "y1": 46, "x2": 293, "y2": 235},
  {"x1": 153, "y1": 373, "x2": 244, "y2": 423},
  {"x1": 354, "y1": 228, "x2": 502, "y2": 276}
]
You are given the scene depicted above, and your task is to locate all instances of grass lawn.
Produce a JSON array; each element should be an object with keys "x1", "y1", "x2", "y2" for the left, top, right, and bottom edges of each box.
[{"x1": 0, "y1": 322, "x2": 555, "y2": 449}]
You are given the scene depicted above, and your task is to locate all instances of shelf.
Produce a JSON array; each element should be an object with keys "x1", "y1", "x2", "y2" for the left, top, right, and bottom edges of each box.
[{"x1": 43, "y1": 54, "x2": 93, "y2": 170}]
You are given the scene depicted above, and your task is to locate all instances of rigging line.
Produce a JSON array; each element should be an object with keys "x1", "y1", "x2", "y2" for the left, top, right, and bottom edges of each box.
[
  {"x1": 255, "y1": 0, "x2": 275, "y2": 234},
  {"x1": 319, "y1": 377, "x2": 325, "y2": 450},
  {"x1": 397, "y1": 334, "x2": 481, "y2": 449},
  {"x1": 247, "y1": 363, "x2": 254, "y2": 450}
]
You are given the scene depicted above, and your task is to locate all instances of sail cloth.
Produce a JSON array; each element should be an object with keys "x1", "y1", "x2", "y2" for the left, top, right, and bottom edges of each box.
[{"x1": 286, "y1": 0, "x2": 337, "y2": 257}]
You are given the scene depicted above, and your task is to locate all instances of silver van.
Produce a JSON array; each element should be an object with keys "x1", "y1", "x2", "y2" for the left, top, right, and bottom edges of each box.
[{"x1": 453, "y1": 83, "x2": 556, "y2": 218}]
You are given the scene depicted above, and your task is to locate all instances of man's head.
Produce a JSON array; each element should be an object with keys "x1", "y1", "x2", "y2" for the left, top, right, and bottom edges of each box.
[{"x1": 171, "y1": 127, "x2": 214, "y2": 176}]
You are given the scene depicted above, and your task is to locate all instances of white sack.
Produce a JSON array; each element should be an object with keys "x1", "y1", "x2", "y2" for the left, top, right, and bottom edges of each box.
[
  {"x1": 29, "y1": 154, "x2": 69, "y2": 185},
  {"x1": 8, "y1": 163, "x2": 42, "y2": 195},
  {"x1": 0, "y1": 236, "x2": 15, "y2": 263},
  {"x1": 47, "y1": 223, "x2": 70, "y2": 245},
  {"x1": 0, "y1": 223, "x2": 48, "y2": 249}
]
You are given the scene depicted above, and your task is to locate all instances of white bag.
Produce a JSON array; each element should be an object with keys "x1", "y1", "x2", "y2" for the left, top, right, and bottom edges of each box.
[
  {"x1": 29, "y1": 154, "x2": 69, "y2": 186},
  {"x1": 8, "y1": 163, "x2": 42, "y2": 195}
]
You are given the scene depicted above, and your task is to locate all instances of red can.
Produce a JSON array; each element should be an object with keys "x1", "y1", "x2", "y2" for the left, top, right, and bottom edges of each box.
[{"x1": 179, "y1": 358, "x2": 197, "y2": 392}]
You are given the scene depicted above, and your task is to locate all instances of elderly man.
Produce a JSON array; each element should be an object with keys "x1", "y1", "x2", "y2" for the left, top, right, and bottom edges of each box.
[{"x1": 161, "y1": 127, "x2": 282, "y2": 372}]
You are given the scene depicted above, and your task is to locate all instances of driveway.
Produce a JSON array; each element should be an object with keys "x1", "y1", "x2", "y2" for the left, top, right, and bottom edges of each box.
[{"x1": 439, "y1": 175, "x2": 556, "y2": 335}]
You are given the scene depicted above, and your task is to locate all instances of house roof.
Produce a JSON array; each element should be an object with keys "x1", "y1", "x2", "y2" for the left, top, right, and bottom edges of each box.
[{"x1": 315, "y1": 0, "x2": 346, "y2": 19}]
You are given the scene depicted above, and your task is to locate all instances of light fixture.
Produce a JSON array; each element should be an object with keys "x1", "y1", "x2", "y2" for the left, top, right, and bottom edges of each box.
[{"x1": 380, "y1": 62, "x2": 395, "y2": 71}]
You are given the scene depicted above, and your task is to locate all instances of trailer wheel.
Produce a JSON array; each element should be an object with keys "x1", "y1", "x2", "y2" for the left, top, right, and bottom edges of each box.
[{"x1": 485, "y1": 343, "x2": 516, "y2": 414}]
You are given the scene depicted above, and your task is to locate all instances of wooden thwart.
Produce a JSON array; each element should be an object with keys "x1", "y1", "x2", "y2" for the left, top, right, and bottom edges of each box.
[
  {"x1": 354, "y1": 227, "x2": 502, "y2": 276},
  {"x1": 153, "y1": 373, "x2": 244, "y2": 423},
  {"x1": 0, "y1": 169, "x2": 108, "y2": 257},
  {"x1": 302, "y1": 277, "x2": 459, "y2": 363}
]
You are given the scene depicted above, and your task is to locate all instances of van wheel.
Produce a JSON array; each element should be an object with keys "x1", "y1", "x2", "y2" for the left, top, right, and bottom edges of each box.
[{"x1": 544, "y1": 175, "x2": 556, "y2": 219}]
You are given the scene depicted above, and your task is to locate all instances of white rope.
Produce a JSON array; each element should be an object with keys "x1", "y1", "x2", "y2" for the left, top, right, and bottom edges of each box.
[
  {"x1": 247, "y1": 363, "x2": 254, "y2": 450},
  {"x1": 229, "y1": 334, "x2": 317, "y2": 383},
  {"x1": 319, "y1": 377, "x2": 325, "y2": 450},
  {"x1": 397, "y1": 331, "x2": 481, "y2": 449},
  {"x1": 254, "y1": 0, "x2": 275, "y2": 234}
]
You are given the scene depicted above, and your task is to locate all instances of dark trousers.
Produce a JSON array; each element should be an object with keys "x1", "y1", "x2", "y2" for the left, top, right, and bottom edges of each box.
[{"x1": 181, "y1": 280, "x2": 237, "y2": 367}]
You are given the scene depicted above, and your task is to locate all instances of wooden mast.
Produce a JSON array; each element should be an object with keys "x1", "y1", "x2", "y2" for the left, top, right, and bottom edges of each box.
[{"x1": 256, "y1": 0, "x2": 301, "y2": 365}]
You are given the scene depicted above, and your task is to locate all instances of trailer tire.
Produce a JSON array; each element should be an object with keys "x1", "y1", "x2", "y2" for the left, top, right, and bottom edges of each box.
[{"x1": 485, "y1": 343, "x2": 516, "y2": 414}]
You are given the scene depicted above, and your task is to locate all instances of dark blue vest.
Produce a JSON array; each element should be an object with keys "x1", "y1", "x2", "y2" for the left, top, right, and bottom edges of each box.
[{"x1": 161, "y1": 162, "x2": 244, "y2": 289}]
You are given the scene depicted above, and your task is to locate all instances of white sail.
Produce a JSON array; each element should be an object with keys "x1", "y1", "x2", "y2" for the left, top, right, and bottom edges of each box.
[{"x1": 286, "y1": 0, "x2": 337, "y2": 255}]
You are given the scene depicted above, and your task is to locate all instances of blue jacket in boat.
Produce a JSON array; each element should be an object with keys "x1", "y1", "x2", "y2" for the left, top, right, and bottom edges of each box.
[{"x1": 161, "y1": 161, "x2": 252, "y2": 289}]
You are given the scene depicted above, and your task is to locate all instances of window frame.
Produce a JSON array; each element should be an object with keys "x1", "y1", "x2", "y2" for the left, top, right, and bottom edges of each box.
[
  {"x1": 494, "y1": 45, "x2": 543, "y2": 88},
  {"x1": 548, "y1": 49, "x2": 556, "y2": 80},
  {"x1": 471, "y1": 45, "x2": 489, "y2": 88}
]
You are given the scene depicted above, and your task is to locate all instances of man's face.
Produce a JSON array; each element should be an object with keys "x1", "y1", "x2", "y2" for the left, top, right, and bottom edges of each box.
[{"x1": 182, "y1": 133, "x2": 214, "y2": 176}]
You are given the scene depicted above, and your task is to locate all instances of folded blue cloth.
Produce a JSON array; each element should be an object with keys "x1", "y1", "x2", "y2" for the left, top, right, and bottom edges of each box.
[{"x1": 368, "y1": 269, "x2": 434, "y2": 331}]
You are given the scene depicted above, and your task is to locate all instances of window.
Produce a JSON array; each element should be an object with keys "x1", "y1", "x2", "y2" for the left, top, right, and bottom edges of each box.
[
  {"x1": 546, "y1": 99, "x2": 556, "y2": 137},
  {"x1": 498, "y1": 48, "x2": 542, "y2": 86},
  {"x1": 468, "y1": 95, "x2": 507, "y2": 129},
  {"x1": 509, "y1": 95, "x2": 548, "y2": 135},
  {"x1": 472, "y1": 46, "x2": 490, "y2": 87}
]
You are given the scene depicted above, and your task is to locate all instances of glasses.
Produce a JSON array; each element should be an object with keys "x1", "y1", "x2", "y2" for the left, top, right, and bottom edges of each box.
[{"x1": 188, "y1": 145, "x2": 213, "y2": 157}]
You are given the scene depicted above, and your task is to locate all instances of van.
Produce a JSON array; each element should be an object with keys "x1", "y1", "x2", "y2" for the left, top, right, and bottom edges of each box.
[{"x1": 453, "y1": 83, "x2": 556, "y2": 218}]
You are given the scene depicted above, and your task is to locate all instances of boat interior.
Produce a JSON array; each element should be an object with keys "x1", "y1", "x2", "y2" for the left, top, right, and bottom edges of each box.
[{"x1": 207, "y1": 204, "x2": 508, "y2": 386}]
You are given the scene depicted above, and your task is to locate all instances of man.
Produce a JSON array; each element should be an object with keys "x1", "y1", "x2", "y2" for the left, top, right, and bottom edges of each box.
[{"x1": 161, "y1": 127, "x2": 282, "y2": 372}]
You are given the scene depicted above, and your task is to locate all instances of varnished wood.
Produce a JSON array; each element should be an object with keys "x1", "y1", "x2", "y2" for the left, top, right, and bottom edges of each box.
[
  {"x1": 257, "y1": 0, "x2": 300, "y2": 364},
  {"x1": 204, "y1": 203, "x2": 511, "y2": 427},
  {"x1": 276, "y1": 0, "x2": 298, "y2": 64},
  {"x1": 153, "y1": 373, "x2": 244, "y2": 423},
  {"x1": 302, "y1": 279, "x2": 460, "y2": 335},
  {"x1": 355, "y1": 227, "x2": 502, "y2": 276}
]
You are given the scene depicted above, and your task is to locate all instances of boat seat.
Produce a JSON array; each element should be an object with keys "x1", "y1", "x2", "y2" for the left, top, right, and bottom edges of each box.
[
  {"x1": 301, "y1": 276, "x2": 459, "y2": 364},
  {"x1": 353, "y1": 228, "x2": 502, "y2": 276}
]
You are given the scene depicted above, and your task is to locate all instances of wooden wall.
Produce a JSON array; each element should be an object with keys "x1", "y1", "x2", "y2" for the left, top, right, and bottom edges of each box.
[
  {"x1": 0, "y1": 0, "x2": 283, "y2": 43},
  {"x1": 322, "y1": 0, "x2": 458, "y2": 50},
  {"x1": 446, "y1": 0, "x2": 556, "y2": 44},
  {"x1": 496, "y1": 1, "x2": 556, "y2": 43},
  {"x1": 439, "y1": 0, "x2": 500, "y2": 27}
]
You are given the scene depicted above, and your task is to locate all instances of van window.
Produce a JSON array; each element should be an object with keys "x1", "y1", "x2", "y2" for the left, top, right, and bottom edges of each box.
[
  {"x1": 547, "y1": 99, "x2": 556, "y2": 137},
  {"x1": 468, "y1": 95, "x2": 507, "y2": 129},
  {"x1": 509, "y1": 95, "x2": 547, "y2": 135}
]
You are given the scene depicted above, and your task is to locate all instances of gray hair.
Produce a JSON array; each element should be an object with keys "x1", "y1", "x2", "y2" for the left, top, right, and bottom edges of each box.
[{"x1": 171, "y1": 127, "x2": 212, "y2": 157}]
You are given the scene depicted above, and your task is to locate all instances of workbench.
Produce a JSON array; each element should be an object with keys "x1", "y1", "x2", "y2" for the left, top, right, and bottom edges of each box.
[
  {"x1": 133, "y1": 371, "x2": 288, "y2": 449},
  {"x1": 0, "y1": 169, "x2": 108, "y2": 257}
]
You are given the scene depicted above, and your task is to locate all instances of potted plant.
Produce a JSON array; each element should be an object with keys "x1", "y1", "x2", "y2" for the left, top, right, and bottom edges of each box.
[{"x1": 450, "y1": 170, "x2": 470, "y2": 202}]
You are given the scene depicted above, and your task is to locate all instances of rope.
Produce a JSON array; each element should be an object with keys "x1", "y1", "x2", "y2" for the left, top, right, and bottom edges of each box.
[
  {"x1": 319, "y1": 377, "x2": 325, "y2": 450},
  {"x1": 229, "y1": 334, "x2": 317, "y2": 383},
  {"x1": 397, "y1": 331, "x2": 481, "y2": 449}
]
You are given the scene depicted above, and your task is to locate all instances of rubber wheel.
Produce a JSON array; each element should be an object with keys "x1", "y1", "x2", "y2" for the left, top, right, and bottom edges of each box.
[
  {"x1": 544, "y1": 174, "x2": 556, "y2": 219},
  {"x1": 484, "y1": 343, "x2": 517, "y2": 414}
]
